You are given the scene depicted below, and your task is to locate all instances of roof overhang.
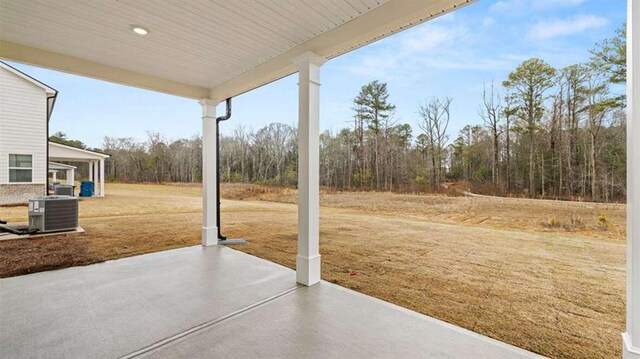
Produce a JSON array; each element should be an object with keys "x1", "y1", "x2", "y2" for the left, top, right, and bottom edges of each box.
[
  {"x1": 0, "y1": 60, "x2": 57, "y2": 95},
  {"x1": 0, "y1": 41, "x2": 209, "y2": 99},
  {"x1": 49, "y1": 162, "x2": 78, "y2": 170},
  {"x1": 49, "y1": 142, "x2": 110, "y2": 162},
  {"x1": 0, "y1": 0, "x2": 474, "y2": 100}
]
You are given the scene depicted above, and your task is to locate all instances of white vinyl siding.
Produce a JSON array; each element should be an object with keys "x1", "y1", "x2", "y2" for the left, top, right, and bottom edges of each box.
[{"x1": 0, "y1": 66, "x2": 47, "y2": 185}]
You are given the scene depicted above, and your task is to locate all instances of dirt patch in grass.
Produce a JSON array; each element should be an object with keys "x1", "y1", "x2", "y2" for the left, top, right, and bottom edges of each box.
[
  {"x1": 0, "y1": 234, "x2": 102, "y2": 277},
  {"x1": 0, "y1": 182, "x2": 626, "y2": 358},
  {"x1": 0, "y1": 216, "x2": 202, "y2": 278}
]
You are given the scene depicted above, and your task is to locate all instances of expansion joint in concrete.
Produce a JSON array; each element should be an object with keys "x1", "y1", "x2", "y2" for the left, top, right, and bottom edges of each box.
[{"x1": 119, "y1": 285, "x2": 302, "y2": 359}]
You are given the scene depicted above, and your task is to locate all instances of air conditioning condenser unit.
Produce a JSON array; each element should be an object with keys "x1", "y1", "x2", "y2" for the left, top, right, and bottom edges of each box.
[{"x1": 28, "y1": 196, "x2": 79, "y2": 233}]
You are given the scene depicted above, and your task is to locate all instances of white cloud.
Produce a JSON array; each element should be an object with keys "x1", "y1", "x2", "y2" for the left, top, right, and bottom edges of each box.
[
  {"x1": 342, "y1": 8, "x2": 602, "y2": 82},
  {"x1": 490, "y1": 0, "x2": 585, "y2": 14},
  {"x1": 399, "y1": 23, "x2": 465, "y2": 52},
  {"x1": 489, "y1": 0, "x2": 526, "y2": 14},
  {"x1": 482, "y1": 17, "x2": 496, "y2": 27},
  {"x1": 344, "y1": 21, "x2": 518, "y2": 81},
  {"x1": 532, "y1": 0, "x2": 585, "y2": 10},
  {"x1": 435, "y1": 12, "x2": 456, "y2": 22},
  {"x1": 347, "y1": 51, "x2": 399, "y2": 78},
  {"x1": 527, "y1": 14, "x2": 608, "y2": 40},
  {"x1": 345, "y1": 23, "x2": 467, "y2": 79}
]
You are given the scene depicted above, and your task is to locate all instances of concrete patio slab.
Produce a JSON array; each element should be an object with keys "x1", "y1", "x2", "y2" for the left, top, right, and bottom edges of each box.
[
  {"x1": 141, "y1": 281, "x2": 540, "y2": 359},
  {"x1": 1, "y1": 245, "x2": 541, "y2": 358},
  {"x1": 0, "y1": 245, "x2": 296, "y2": 358},
  {"x1": 0, "y1": 225, "x2": 84, "y2": 241}
]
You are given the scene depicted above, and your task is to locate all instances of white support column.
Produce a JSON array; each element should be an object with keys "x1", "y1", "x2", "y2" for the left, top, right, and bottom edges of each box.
[
  {"x1": 68, "y1": 169, "x2": 74, "y2": 186},
  {"x1": 625, "y1": 1, "x2": 640, "y2": 357},
  {"x1": 93, "y1": 161, "x2": 100, "y2": 196},
  {"x1": 99, "y1": 159, "x2": 105, "y2": 197},
  {"x1": 199, "y1": 98, "x2": 220, "y2": 246},
  {"x1": 52, "y1": 171, "x2": 57, "y2": 183},
  {"x1": 293, "y1": 52, "x2": 326, "y2": 286},
  {"x1": 88, "y1": 161, "x2": 93, "y2": 184}
]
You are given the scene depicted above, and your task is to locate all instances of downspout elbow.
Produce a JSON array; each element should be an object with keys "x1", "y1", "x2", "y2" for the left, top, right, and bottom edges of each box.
[{"x1": 216, "y1": 98, "x2": 231, "y2": 123}]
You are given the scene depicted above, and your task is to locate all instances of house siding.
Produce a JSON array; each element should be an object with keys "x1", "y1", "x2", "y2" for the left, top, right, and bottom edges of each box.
[{"x1": 0, "y1": 66, "x2": 48, "y2": 188}]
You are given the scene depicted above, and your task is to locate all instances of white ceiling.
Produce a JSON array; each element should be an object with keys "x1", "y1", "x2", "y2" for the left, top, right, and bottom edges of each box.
[{"x1": 0, "y1": 0, "x2": 473, "y2": 98}]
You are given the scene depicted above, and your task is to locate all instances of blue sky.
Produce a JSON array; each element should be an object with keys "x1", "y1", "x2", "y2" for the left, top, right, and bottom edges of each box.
[{"x1": 6, "y1": 0, "x2": 627, "y2": 148}]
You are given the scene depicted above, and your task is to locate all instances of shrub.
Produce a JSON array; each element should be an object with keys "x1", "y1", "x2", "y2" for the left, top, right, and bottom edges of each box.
[
  {"x1": 414, "y1": 176, "x2": 428, "y2": 187},
  {"x1": 546, "y1": 216, "x2": 561, "y2": 228},
  {"x1": 598, "y1": 212, "x2": 610, "y2": 231}
]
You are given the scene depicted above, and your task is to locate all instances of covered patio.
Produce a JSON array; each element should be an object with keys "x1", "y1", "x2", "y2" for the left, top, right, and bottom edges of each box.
[
  {"x1": 0, "y1": 0, "x2": 638, "y2": 357},
  {"x1": 48, "y1": 161, "x2": 76, "y2": 186},
  {"x1": 49, "y1": 142, "x2": 110, "y2": 197},
  {"x1": 0, "y1": 245, "x2": 538, "y2": 358}
]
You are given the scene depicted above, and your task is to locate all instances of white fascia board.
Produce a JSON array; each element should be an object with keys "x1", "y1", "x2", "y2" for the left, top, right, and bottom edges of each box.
[
  {"x1": 48, "y1": 162, "x2": 77, "y2": 170},
  {"x1": 0, "y1": 41, "x2": 210, "y2": 99},
  {"x1": 211, "y1": 0, "x2": 475, "y2": 100},
  {"x1": 49, "y1": 142, "x2": 110, "y2": 160}
]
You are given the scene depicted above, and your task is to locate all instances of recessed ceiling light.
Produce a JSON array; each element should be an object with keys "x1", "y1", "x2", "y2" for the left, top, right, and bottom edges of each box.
[{"x1": 131, "y1": 25, "x2": 149, "y2": 35}]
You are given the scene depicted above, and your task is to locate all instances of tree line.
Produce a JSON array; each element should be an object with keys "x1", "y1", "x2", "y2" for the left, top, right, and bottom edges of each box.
[{"x1": 52, "y1": 25, "x2": 627, "y2": 202}]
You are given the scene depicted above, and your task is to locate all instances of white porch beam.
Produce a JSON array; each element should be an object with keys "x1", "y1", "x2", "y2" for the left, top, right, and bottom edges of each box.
[
  {"x1": 99, "y1": 160, "x2": 105, "y2": 197},
  {"x1": 200, "y1": 98, "x2": 220, "y2": 246},
  {"x1": 625, "y1": 0, "x2": 640, "y2": 357},
  {"x1": 0, "y1": 41, "x2": 210, "y2": 99},
  {"x1": 293, "y1": 52, "x2": 326, "y2": 286}
]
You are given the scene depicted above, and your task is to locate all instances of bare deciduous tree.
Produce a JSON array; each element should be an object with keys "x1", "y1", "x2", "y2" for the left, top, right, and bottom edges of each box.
[
  {"x1": 480, "y1": 82, "x2": 503, "y2": 185},
  {"x1": 418, "y1": 97, "x2": 452, "y2": 188}
]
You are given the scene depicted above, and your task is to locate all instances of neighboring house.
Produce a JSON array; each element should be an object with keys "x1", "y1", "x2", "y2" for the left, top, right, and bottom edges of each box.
[
  {"x1": 0, "y1": 62, "x2": 109, "y2": 205},
  {"x1": 0, "y1": 61, "x2": 57, "y2": 205},
  {"x1": 49, "y1": 142, "x2": 109, "y2": 198}
]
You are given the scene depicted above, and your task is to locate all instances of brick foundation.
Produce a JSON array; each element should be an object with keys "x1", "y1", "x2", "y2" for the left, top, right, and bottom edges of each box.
[{"x1": 0, "y1": 184, "x2": 46, "y2": 205}]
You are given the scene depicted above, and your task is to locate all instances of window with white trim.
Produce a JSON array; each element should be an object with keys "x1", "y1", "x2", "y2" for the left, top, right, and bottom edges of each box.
[{"x1": 9, "y1": 154, "x2": 33, "y2": 183}]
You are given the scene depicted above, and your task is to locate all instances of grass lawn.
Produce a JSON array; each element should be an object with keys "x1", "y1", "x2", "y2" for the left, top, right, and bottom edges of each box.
[{"x1": 0, "y1": 182, "x2": 626, "y2": 358}]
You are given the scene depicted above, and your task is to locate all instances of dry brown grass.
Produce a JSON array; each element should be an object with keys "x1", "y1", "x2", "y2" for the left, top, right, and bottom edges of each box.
[
  {"x1": 0, "y1": 183, "x2": 204, "y2": 274},
  {"x1": 222, "y1": 183, "x2": 627, "y2": 241},
  {"x1": 0, "y1": 182, "x2": 626, "y2": 358}
]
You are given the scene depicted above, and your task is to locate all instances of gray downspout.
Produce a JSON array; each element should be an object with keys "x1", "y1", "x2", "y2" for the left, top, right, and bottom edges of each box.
[
  {"x1": 216, "y1": 98, "x2": 231, "y2": 240},
  {"x1": 45, "y1": 93, "x2": 58, "y2": 195}
]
